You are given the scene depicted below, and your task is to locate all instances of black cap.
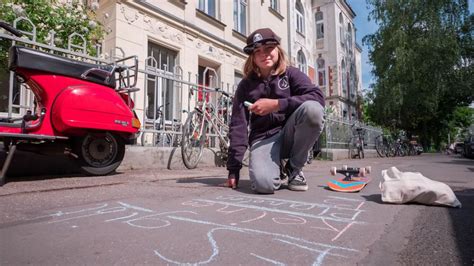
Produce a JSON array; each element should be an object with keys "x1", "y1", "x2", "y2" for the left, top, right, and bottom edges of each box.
[{"x1": 243, "y1": 28, "x2": 281, "y2": 55}]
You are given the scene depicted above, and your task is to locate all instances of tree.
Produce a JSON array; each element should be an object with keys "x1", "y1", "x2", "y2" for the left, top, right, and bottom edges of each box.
[
  {"x1": 0, "y1": 0, "x2": 104, "y2": 112},
  {"x1": 0, "y1": 0, "x2": 104, "y2": 72},
  {"x1": 363, "y1": 0, "x2": 473, "y2": 148}
]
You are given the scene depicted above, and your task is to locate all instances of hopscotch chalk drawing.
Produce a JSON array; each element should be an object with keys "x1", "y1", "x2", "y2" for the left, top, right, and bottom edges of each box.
[{"x1": 27, "y1": 195, "x2": 369, "y2": 265}]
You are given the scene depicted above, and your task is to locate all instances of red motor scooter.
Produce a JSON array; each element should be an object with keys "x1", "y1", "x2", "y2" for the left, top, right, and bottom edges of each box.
[{"x1": 0, "y1": 22, "x2": 141, "y2": 185}]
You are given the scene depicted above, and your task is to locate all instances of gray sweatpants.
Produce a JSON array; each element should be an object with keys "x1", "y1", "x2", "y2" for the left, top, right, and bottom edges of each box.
[{"x1": 248, "y1": 101, "x2": 325, "y2": 194}]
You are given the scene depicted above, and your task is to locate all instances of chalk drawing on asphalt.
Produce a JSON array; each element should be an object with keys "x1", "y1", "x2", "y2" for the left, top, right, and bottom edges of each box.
[{"x1": 26, "y1": 194, "x2": 368, "y2": 265}]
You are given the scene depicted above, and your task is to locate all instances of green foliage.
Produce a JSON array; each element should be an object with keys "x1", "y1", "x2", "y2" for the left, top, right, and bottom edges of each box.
[
  {"x1": 364, "y1": 0, "x2": 473, "y2": 148},
  {"x1": 447, "y1": 106, "x2": 474, "y2": 140},
  {"x1": 0, "y1": 0, "x2": 104, "y2": 71}
]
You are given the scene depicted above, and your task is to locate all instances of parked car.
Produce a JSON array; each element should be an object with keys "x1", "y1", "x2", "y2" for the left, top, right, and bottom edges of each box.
[
  {"x1": 454, "y1": 142, "x2": 464, "y2": 154},
  {"x1": 463, "y1": 135, "x2": 474, "y2": 159},
  {"x1": 415, "y1": 144, "x2": 423, "y2": 155}
]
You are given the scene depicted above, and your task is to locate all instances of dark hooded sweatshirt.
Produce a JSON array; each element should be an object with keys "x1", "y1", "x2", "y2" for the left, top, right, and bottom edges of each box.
[{"x1": 227, "y1": 66, "x2": 325, "y2": 177}]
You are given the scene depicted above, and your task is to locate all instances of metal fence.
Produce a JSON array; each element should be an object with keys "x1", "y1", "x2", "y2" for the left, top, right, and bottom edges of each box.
[
  {"x1": 0, "y1": 17, "x2": 111, "y2": 118},
  {"x1": 138, "y1": 62, "x2": 383, "y2": 153},
  {"x1": 323, "y1": 117, "x2": 382, "y2": 150},
  {"x1": 0, "y1": 17, "x2": 383, "y2": 155},
  {"x1": 138, "y1": 60, "x2": 234, "y2": 148}
]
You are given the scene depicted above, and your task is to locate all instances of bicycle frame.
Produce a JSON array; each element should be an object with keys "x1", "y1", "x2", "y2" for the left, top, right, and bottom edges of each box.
[
  {"x1": 349, "y1": 124, "x2": 366, "y2": 159},
  {"x1": 180, "y1": 87, "x2": 232, "y2": 169},
  {"x1": 194, "y1": 92, "x2": 230, "y2": 151}
]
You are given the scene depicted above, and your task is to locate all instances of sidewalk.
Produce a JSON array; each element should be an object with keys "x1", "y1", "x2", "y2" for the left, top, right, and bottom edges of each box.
[
  {"x1": 118, "y1": 145, "x2": 379, "y2": 171},
  {"x1": 1, "y1": 145, "x2": 379, "y2": 176}
]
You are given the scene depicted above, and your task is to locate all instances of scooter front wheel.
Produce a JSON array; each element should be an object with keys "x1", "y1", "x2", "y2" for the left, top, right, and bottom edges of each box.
[{"x1": 75, "y1": 132, "x2": 125, "y2": 175}]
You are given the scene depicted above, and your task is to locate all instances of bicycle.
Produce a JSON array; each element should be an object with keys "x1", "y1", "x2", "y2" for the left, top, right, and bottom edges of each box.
[
  {"x1": 141, "y1": 103, "x2": 182, "y2": 147},
  {"x1": 348, "y1": 123, "x2": 366, "y2": 159},
  {"x1": 390, "y1": 138, "x2": 407, "y2": 157},
  {"x1": 181, "y1": 88, "x2": 248, "y2": 169},
  {"x1": 375, "y1": 134, "x2": 392, "y2": 157}
]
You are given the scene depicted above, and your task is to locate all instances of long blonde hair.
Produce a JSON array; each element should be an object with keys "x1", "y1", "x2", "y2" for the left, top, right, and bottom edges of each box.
[{"x1": 243, "y1": 45, "x2": 289, "y2": 78}]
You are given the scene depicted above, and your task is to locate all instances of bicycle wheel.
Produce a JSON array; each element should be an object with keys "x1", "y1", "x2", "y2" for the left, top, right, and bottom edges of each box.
[
  {"x1": 156, "y1": 132, "x2": 172, "y2": 147},
  {"x1": 181, "y1": 110, "x2": 207, "y2": 169},
  {"x1": 358, "y1": 141, "x2": 365, "y2": 159},
  {"x1": 348, "y1": 137, "x2": 358, "y2": 159},
  {"x1": 375, "y1": 136, "x2": 385, "y2": 157}
]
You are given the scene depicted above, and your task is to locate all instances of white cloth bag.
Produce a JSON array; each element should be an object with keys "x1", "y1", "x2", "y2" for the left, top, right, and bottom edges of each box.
[{"x1": 379, "y1": 166, "x2": 461, "y2": 208}]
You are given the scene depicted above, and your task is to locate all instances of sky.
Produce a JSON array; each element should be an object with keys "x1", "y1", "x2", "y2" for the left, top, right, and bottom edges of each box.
[{"x1": 346, "y1": 0, "x2": 474, "y2": 93}]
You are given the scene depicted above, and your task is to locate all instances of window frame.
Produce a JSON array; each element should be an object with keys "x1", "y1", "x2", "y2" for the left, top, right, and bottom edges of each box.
[
  {"x1": 315, "y1": 11, "x2": 324, "y2": 40},
  {"x1": 339, "y1": 12, "x2": 344, "y2": 47},
  {"x1": 233, "y1": 0, "x2": 247, "y2": 35},
  {"x1": 146, "y1": 41, "x2": 180, "y2": 122},
  {"x1": 198, "y1": 0, "x2": 218, "y2": 18},
  {"x1": 270, "y1": 0, "x2": 279, "y2": 12},
  {"x1": 317, "y1": 56, "x2": 326, "y2": 87},
  {"x1": 347, "y1": 23, "x2": 353, "y2": 52},
  {"x1": 295, "y1": 0, "x2": 305, "y2": 35},
  {"x1": 297, "y1": 50, "x2": 307, "y2": 74}
]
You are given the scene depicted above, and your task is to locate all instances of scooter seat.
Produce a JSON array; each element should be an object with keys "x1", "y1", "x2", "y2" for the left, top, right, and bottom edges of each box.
[{"x1": 8, "y1": 46, "x2": 116, "y2": 88}]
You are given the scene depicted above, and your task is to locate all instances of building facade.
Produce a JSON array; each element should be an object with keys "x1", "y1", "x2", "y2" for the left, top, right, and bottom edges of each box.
[
  {"x1": 287, "y1": 0, "x2": 362, "y2": 121},
  {"x1": 97, "y1": 0, "x2": 289, "y2": 124},
  {"x1": 0, "y1": 0, "x2": 363, "y2": 124},
  {"x1": 97, "y1": 0, "x2": 361, "y2": 122}
]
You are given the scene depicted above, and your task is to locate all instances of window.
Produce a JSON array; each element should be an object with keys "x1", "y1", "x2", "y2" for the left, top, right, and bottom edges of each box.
[
  {"x1": 234, "y1": 71, "x2": 243, "y2": 88},
  {"x1": 198, "y1": 0, "x2": 217, "y2": 18},
  {"x1": 339, "y1": 12, "x2": 344, "y2": 46},
  {"x1": 347, "y1": 23, "x2": 353, "y2": 52},
  {"x1": 147, "y1": 42, "x2": 179, "y2": 121},
  {"x1": 297, "y1": 50, "x2": 307, "y2": 74},
  {"x1": 197, "y1": 62, "x2": 220, "y2": 103},
  {"x1": 270, "y1": 0, "x2": 279, "y2": 12},
  {"x1": 350, "y1": 64, "x2": 356, "y2": 98},
  {"x1": 341, "y1": 59, "x2": 347, "y2": 95},
  {"x1": 315, "y1": 11, "x2": 324, "y2": 39},
  {"x1": 233, "y1": 0, "x2": 247, "y2": 35},
  {"x1": 317, "y1": 56, "x2": 326, "y2": 87},
  {"x1": 295, "y1": 1, "x2": 305, "y2": 35},
  {"x1": 233, "y1": 71, "x2": 243, "y2": 96}
]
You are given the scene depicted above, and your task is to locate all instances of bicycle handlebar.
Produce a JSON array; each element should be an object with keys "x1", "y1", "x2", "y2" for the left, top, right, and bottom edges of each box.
[
  {"x1": 0, "y1": 21, "x2": 23, "y2": 37},
  {"x1": 215, "y1": 88, "x2": 231, "y2": 98}
]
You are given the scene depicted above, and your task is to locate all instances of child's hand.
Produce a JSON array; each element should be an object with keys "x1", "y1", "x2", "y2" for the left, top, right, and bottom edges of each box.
[{"x1": 249, "y1": 99, "x2": 279, "y2": 116}]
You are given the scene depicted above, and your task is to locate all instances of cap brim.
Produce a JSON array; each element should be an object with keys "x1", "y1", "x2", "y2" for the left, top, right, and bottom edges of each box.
[{"x1": 243, "y1": 39, "x2": 280, "y2": 54}]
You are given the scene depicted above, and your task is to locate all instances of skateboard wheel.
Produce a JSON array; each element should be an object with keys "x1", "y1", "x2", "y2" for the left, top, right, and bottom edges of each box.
[
  {"x1": 359, "y1": 167, "x2": 366, "y2": 177},
  {"x1": 330, "y1": 166, "x2": 337, "y2": 175},
  {"x1": 342, "y1": 165, "x2": 348, "y2": 170},
  {"x1": 366, "y1": 166, "x2": 372, "y2": 174}
]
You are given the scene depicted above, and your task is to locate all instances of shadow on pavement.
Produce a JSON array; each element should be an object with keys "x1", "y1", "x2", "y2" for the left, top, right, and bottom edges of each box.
[
  {"x1": 449, "y1": 188, "x2": 474, "y2": 264},
  {"x1": 361, "y1": 194, "x2": 385, "y2": 204},
  {"x1": 0, "y1": 149, "x2": 84, "y2": 184},
  {"x1": 436, "y1": 157, "x2": 474, "y2": 166},
  {"x1": 1, "y1": 150, "x2": 81, "y2": 175},
  {"x1": 176, "y1": 177, "x2": 255, "y2": 194}
]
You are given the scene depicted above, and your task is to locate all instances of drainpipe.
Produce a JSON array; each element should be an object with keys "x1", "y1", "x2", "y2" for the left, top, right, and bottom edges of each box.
[{"x1": 287, "y1": 0, "x2": 292, "y2": 65}]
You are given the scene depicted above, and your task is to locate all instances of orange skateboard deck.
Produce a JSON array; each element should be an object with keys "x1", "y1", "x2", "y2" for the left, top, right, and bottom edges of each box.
[{"x1": 327, "y1": 166, "x2": 371, "y2": 193}]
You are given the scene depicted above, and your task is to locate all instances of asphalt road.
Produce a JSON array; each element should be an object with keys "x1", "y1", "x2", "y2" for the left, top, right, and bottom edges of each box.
[{"x1": 0, "y1": 153, "x2": 473, "y2": 265}]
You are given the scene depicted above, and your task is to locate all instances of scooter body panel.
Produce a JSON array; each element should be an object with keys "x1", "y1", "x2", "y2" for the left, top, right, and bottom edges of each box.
[
  {"x1": 0, "y1": 69, "x2": 138, "y2": 138},
  {"x1": 51, "y1": 84, "x2": 137, "y2": 134},
  {"x1": 0, "y1": 124, "x2": 23, "y2": 134},
  {"x1": 0, "y1": 40, "x2": 141, "y2": 182}
]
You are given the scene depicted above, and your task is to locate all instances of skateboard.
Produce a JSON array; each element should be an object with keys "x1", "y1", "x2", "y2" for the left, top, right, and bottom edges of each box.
[{"x1": 327, "y1": 165, "x2": 372, "y2": 192}]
